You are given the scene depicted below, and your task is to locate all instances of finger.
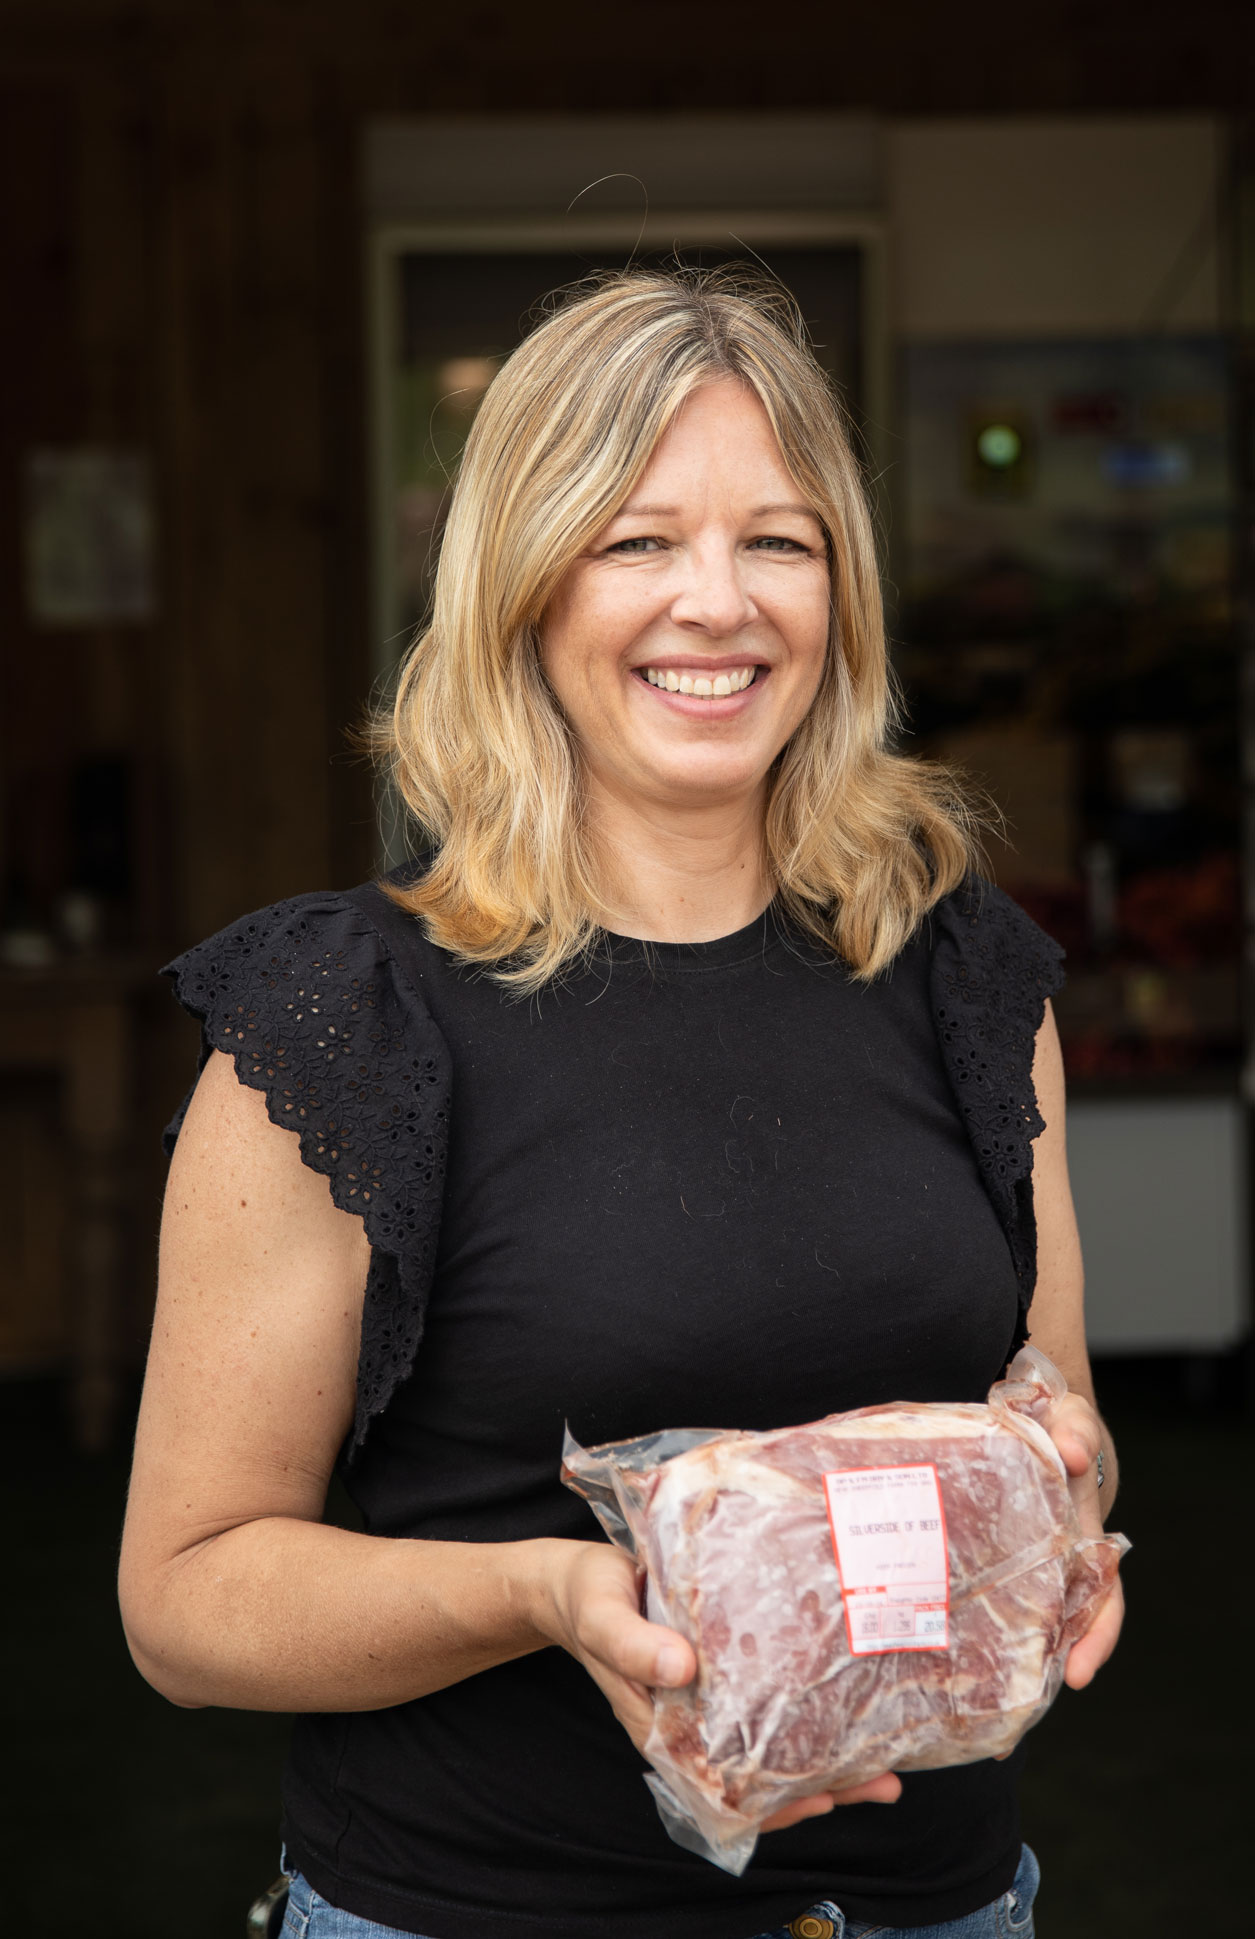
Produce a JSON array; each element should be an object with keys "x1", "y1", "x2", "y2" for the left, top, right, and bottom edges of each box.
[
  {"x1": 1065, "y1": 1579, "x2": 1125, "y2": 1688},
  {"x1": 581, "y1": 1660, "x2": 660, "y2": 1753},
  {"x1": 578, "y1": 1590, "x2": 697, "y2": 1690},
  {"x1": 1044, "y1": 1396, "x2": 1102, "y2": 1477},
  {"x1": 761, "y1": 1774, "x2": 902, "y2": 1827},
  {"x1": 1057, "y1": 1433, "x2": 1096, "y2": 1478},
  {"x1": 1065, "y1": 1581, "x2": 1125, "y2": 1690},
  {"x1": 761, "y1": 1794, "x2": 836, "y2": 1832},
  {"x1": 831, "y1": 1772, "x2": 902, "y2": 1807}
]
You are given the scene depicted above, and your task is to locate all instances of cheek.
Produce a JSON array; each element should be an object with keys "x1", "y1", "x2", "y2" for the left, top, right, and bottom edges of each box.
[
  {"x1": 783, "y1": 586, "x2": 832, "y2": 687},
  {"x1": 804, "y1": 580, "x2": 834, "y2": 655},
  {"x1": 764, "y1": 564, "x2": 830, "y2": 649},
  {"x1": 773, "y1": 603, "x2": 831, "y2": 737},
  {"x1": 536, "y1": 592, "x2": 592, "y2": 715},
  {"x1": 539, "y1": 577, "x2": 623, "y2": 693},
  {"x1": 538, "y1": 624, "x2": 623, "y2": 742}
]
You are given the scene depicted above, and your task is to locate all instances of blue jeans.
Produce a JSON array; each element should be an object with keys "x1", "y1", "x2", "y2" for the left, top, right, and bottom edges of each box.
[{"x1": 280, "y1": 1842, "x2": 1039, "y2": 1939}]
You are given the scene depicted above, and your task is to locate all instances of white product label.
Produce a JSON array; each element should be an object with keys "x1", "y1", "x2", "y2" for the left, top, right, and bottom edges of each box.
[{"x1": 823, "y1": 1463, "x2": 949, "y2": 1655}]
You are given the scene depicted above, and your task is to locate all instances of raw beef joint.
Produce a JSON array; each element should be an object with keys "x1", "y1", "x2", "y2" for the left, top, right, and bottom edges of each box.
[{"x1": 562, "y1": 1349, "x2": 1127, "y2": 1874}]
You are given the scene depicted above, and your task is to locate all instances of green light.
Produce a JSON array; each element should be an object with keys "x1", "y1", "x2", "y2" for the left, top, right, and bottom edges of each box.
[{"x1": 976, "y1": 423, "x2": 1022, "y2": 469}]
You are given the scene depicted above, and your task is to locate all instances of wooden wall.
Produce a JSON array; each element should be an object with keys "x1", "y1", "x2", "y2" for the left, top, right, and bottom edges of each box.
[
  {"x1": 0, "y1": 0, "x2": 1249, "y2": 1395},
  {"x1": 0, "y1": 0, "x2": 1250, "y2": 942},
  {"x1": 1, "y1": 28, "x2": 372, "y2": 945}
]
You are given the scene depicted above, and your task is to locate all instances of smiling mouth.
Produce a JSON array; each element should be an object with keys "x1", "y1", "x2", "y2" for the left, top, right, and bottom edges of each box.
[{"x1": 637, "y1": 665, "x2": 760, "y2": 696}]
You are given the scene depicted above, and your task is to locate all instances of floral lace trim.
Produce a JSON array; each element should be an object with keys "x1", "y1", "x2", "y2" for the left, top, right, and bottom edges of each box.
[
  {"x1": 163, "y1": 894, "x2": 451, "y2": 1455},
  {"x1": 930, "y1": 879, "x2": 1067, "y2": 1344}
]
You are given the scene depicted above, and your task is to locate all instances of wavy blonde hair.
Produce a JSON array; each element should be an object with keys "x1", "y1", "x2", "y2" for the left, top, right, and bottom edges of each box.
[{"x1": 373, "y1": 265, "x2": 980, "y2": 988}]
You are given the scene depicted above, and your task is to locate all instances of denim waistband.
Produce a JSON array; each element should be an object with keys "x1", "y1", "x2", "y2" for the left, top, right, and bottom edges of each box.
[{"x1": 277, "y1": 1843, "x2": 1040, "y2": 1939}]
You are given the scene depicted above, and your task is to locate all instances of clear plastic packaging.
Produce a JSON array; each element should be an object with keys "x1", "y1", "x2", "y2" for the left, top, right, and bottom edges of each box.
[{"x1": 562, "y1": 1348, "x2": 1128, "y2": 1875}]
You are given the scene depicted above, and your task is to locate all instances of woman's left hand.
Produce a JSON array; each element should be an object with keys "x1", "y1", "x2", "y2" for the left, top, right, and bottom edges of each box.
[{"x1": 1040, "y1": 1388, "x2": 1125, "y2": 1690}]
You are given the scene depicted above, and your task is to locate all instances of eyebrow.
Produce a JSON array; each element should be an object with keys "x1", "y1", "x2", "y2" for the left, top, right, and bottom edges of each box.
[
  {"x1": 750, "y1": 502, "x2": 823, "y2": 521},
  {"x1": 612, "y1": 501, "x2": 822, "y2": 521}
]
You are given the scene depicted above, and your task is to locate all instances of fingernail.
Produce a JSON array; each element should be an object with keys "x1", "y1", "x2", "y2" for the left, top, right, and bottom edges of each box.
[{"x1": 655, "y1": 1644, "x2": 688, "y2": 1686}]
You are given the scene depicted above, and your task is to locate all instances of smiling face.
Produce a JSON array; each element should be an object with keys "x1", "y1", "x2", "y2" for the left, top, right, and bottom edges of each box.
[{"x1": 539, "y1": 378, "x2": 832, "y2": 824}]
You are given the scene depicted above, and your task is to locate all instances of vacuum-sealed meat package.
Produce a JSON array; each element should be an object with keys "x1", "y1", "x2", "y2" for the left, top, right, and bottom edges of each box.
[{"x1": 561, "y1": 1348, "x2": 1127, "y2": 1876}]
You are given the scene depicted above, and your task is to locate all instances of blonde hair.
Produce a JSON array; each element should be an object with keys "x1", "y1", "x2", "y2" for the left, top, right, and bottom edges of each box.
[{"x1": 373, "y1": 265, "x2": 980, "y2": 988}]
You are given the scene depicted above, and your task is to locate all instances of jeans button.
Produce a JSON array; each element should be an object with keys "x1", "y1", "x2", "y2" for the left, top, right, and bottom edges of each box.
[{"x1": 789, "y1": 1918, "x2": 837, "y2": 1939}]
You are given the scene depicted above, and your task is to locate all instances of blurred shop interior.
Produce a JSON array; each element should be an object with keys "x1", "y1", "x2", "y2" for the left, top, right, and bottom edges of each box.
[
  {"x1": 372, "y1": 131, "x2": 1249, "y2": 1393},
  {"x1": 1, "y1": 2, "x2": 1253, "y2": 1931},
  {"x1": 5, "y1": 81, "x2": 1252, "y2": 1440}
]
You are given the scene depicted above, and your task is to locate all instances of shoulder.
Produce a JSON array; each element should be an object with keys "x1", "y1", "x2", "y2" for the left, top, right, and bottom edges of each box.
[
  {"x1": 161, "y1": 876, "x2": 452, "y2": 1461},
  {"x1": 925, "y1": 875, "x2": 1066, "y2": 1138},
  {"x1": 162, "y1": 886, "x2": 371, "y2": 983},
  {"x1": 161, "y1": 873, "x2": 443, "y2": 1028},
  {"x1": 923, "y1": 878, "x2": 1067, "y2": 1325},
  {"x1": 161, "y1": 878, "x2": 452, "y2": 1166},
  {"x1": 927, "y1": 875, "x2": 1066, "y2": 1010}
]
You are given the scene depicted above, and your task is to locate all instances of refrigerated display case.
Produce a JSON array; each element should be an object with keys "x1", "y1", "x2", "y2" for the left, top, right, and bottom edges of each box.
[{"x1": 897, "y1": 334, "x2": 1246, "y2": 1350}]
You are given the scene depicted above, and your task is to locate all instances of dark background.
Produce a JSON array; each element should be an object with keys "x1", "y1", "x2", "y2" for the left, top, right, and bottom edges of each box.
[{"x1": 1, "y1": 3, "x2": 1252, "y2": 1933}]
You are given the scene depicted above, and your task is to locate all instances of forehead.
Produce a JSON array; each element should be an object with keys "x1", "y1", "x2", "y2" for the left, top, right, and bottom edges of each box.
[{"x1": 626, "y1": 379, "x2": 807, "y2": 506}]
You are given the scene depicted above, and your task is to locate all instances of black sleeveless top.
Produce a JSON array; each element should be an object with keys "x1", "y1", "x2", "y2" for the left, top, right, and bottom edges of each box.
[{"x1": 163, "y1": 876, "x2": 1064, "y2": 1939}]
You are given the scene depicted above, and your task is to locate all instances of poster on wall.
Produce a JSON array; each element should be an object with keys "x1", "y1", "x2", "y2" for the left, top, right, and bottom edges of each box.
[{"x1": 23, "y1": 448, "x2": 156, "y2": 626}]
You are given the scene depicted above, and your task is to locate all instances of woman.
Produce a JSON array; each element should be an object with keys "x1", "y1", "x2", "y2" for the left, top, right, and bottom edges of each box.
[{"x1": 119, "y1": 267, "x2": 1122, "y2": 1939}]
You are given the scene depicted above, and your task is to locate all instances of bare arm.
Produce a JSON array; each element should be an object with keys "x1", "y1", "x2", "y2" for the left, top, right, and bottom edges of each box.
[
  {"x1": 118, "y1": 1050, "x2": 577, "y2": 1711},
  {"x1": 1022, "y1": 999, "x2": 1125, "y2": 1687}
]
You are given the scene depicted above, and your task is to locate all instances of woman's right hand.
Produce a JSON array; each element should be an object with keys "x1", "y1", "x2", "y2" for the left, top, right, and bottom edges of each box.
[{"x1": 535, "y1": 1538, "x2": 901, "y2": 1830}]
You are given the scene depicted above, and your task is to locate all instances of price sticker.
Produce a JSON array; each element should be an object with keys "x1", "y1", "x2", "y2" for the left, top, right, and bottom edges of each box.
[{"x1": 823, "y1": 1463, "x2": 950, "y2": 1655}]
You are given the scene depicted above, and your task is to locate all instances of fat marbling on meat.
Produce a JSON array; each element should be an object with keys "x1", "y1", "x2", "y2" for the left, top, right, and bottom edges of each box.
[{"x1": 562, "y1": 1348, "x2": 1128, "y2": 1874}]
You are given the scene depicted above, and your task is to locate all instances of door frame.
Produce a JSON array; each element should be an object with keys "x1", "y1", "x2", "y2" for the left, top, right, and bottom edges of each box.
[{"x1": 366, "y1": 208, "x2": 890, "y2": 690}]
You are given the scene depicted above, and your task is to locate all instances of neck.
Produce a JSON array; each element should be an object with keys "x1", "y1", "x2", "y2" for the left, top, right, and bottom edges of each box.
[{"x1": 585, "y1": 780, "x2": 773, "y2": 943}]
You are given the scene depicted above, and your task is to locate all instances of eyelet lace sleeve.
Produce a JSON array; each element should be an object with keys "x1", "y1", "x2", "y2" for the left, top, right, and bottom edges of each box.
[
  {"x1": 161, "y1": 892, "x2": 452, "y2": 1458},
  {"x1": 929, "y1": 878, "x2": 1066, "y2": 1349}
]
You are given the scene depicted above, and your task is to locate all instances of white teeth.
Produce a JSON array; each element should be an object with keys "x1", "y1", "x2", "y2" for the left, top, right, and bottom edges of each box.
[{"x1": 644, "y1": 666, "x2": 757, "y2": 692}]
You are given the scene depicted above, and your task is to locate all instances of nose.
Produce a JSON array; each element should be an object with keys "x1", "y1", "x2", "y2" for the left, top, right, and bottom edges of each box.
[{"x1": 668, "y1": 538, "x2": 757, "y2": 638}]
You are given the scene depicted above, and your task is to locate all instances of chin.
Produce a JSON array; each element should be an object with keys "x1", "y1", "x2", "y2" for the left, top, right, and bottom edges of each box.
[{"x1": 645, "y1": 756, "x2": 770, "y2": 805}]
